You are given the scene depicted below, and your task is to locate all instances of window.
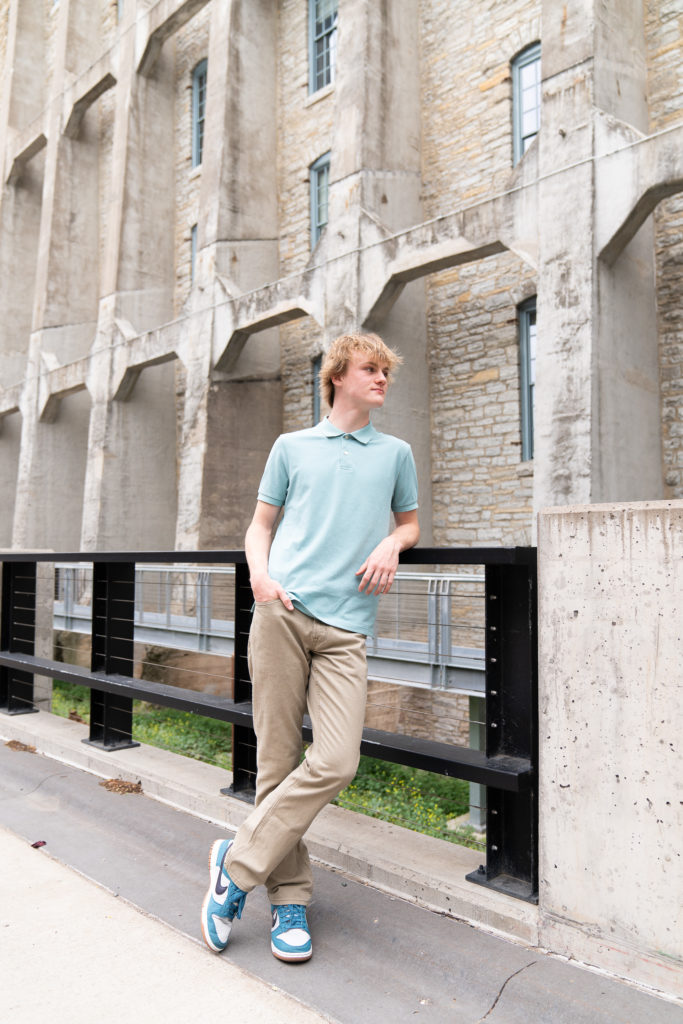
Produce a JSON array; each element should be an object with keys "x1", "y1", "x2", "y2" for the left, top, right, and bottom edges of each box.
[
  {"x1": 312, "y1": 354, "x2": 322, "y2": 423},
  {"x1": 192, "y1": 59, "x2": 208, "y2": 167},
  {"x1": 309, "y1": 0, "x2": 338, "y2": 93},
  {"x1": 519, "y1": 297, "x2": 536, "y2": 461},
  {"x1": 310, "y1": 152, "x2": 330, "y2": 248},
  {"x1": 512, "y1": 43, "x2": 541, "y2": 164},
  {"x1": 191, "y1": 224, "x2": 197, "y2": 283}
]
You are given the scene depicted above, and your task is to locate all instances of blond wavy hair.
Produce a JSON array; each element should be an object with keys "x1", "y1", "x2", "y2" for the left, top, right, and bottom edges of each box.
[{"x1": 319, "y1": 332, "x2": 402, "y2": 408}]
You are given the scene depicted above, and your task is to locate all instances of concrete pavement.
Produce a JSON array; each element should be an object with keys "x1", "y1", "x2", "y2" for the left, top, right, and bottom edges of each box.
[
  {"x1": 0, "y1": 825, "x2": 330, "y2": 1024},
  {"x1": 1, "y1": 715, "x2": 682, "y2": 1023}
]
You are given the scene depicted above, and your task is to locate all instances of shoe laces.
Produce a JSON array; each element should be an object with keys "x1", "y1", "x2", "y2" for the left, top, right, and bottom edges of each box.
[
  {"x1": 227, "y1": 883, "x2": 247, "y2": 920},
  {"x1": 277, "y1": 904, "x2": 308, "y2": 930}
]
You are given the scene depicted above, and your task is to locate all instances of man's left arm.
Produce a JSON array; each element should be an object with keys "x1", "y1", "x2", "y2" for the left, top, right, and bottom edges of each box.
[{"x1": 356, "y1": 510, "x2": 420, "y2": 596}]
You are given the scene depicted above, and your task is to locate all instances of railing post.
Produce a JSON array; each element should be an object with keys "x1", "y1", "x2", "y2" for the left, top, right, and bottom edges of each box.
[
  {"x1": 198, "y1": 570, "x2": 211, "y2": 652},
  {"x1": 86, "y1": 561, "x2": 139, "y2": 750},
  {"x1": 222, "y1": 560, "x2": 257, "y2": 802},
  {"x1": 467, "y1": 556, "x2": 538, "y2": 902},
  {"x1": 0, "y1": 561, "x2": 38, "y2": 715}
]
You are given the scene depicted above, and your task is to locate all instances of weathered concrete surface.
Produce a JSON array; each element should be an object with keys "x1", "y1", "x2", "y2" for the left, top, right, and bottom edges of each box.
[
  {"x1": 1, "y1": 724, "x2": 681, "y2": 1023},
  {"x1": 0, "y1": 825, "x2": 327, "y2": 1024},
  {"x1": 0, "y1": 708, "x2": 537, "y2": 945},
  {"x1": 1, "y1": 0, "x2": 683, "y2": 552},
  {"x1": 538, "y1": 500, "x2": 683, "y2": 998}
]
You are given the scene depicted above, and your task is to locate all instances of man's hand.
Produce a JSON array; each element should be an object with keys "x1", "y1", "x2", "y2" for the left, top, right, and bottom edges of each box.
[
  {"x1": 245, "y1": 500, "x2": 293, "y2": 610},
  {"x1": 251, "y1": 572, "x2": 294, "y2": 610},
  {"x1": 356, "y1": 536, "x2": 401, "y2": 595},
  {"x1": 356, "y1": 509, "x2": 420, "y2": 596}
]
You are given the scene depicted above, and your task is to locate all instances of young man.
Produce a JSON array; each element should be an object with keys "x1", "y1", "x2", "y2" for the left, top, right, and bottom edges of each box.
[{"x1": 201, "y1": 332, "x2": 419, "y2": 962}]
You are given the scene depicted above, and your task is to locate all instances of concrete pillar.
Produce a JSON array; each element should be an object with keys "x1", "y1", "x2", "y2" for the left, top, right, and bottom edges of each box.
[
  {"x1": 176, "y1": 0, "x2": 282, "y2": 549},
  {"x1": 0, "y1": 1, "x2": 46, "y2": 390},
  {"x1": 534, "y1": 0, "x2": 662, "y2": 508},
  {"x1": 80, "y1": 2, "x2": 178, "y2": 550},
  {"x1": 93, "y1": 361, "x2": 178, "y2": 551},
  {"x1": 14, "y1": 389, "x2": 91, "y2": 551},
  {"x1": 328, "y1": 0, "x2": 433, "y2": 540},
  {"x1": 31, "y1": 0, "x2": 102, "y2": 361},
  {"x1": 0, "y1": 413, "x2": 22, "y2": 547},
  {"x1": 11, "y1": 0, "x2": 102, "y2": 549}
]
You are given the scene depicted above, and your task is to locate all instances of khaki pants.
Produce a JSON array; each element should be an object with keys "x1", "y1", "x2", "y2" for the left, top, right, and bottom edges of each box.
[{"x1": 225, "y1": 601, "x2": 367, "y2": 905}]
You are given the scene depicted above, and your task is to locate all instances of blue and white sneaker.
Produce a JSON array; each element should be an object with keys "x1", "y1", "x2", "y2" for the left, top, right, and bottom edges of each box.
[
  {"x1": 200, "y1": 838, "x2": 247, "y2": 953},
  {"x1": 270, "y1": 903, "x2": 312, "y2": 962}
]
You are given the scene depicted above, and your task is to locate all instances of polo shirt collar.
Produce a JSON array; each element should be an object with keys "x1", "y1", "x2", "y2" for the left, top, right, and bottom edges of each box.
[{"x1": 318, "y1": 416, "x2": 377, "y2": 445}]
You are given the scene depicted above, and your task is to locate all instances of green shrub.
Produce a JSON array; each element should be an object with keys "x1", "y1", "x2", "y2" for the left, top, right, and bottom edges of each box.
[{"x1": 334, "y1": 756, "x2": 482, "y2": 849}]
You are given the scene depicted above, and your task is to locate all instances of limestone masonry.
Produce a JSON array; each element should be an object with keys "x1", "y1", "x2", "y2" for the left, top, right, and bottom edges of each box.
[{"x1": 0, "y1": 0, "x2": 681, "y2": 551}]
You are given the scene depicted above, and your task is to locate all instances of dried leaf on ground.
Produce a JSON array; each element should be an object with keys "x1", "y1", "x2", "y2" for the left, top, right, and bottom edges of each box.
[
  {"x1": 99, "y1": 778, "x2": 143, "y2": 795},
  {"x1": 5, "y1": 740, "x2": 36, "y2": 753}
]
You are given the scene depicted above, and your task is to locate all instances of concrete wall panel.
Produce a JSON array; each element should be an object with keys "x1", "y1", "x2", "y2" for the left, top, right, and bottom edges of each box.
[
  {"x1": 20, "y1": 388, "x2": 90, "y2": 550},
  {"x1": 0, "y1": 412, "x2": 22, "y2": 547},
  {"x1": 96, "y1": 361, "x2": 178, "y2": 550},
  {"x1": 538, "y1": 500, "x2": 683, "y2": 996}
]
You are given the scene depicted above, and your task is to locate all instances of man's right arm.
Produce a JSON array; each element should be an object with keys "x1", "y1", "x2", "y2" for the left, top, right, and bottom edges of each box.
[{"x1": 244, "y1": 500, "x2": 294, "y2": 610}]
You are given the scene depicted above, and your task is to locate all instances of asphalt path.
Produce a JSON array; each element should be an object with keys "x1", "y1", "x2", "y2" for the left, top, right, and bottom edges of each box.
[{"x1": 1, "y1": 740, "x2": 681, "y2": 1024}]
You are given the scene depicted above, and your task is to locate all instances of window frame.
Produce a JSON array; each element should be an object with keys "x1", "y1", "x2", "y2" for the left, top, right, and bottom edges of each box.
[
  {"x1": 310, "y1": 151, "x2": 330, "y2": 249},
  {"x1": 190, "y1": 224, "x2": 197, "y2": 284},
  {"x1": 191, "y1": 58, "x2": 208, "y2": 168},
  {"x1": 308, "y1": 0, "x2": 338, "y2": 94},
  {"x1": 518, "y1": 296, "x2": 537, "y2": 462},
  {"x1": 511, "y1": 42, "x2": 541, "y2": 165}
]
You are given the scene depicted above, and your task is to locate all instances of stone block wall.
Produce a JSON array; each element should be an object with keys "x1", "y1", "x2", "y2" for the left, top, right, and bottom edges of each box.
[
  {"x1": 366, "y1": 678, "x2": 470, "y2": 747},
  {"x1": 173, "y1": 6, "x2": 210, "y2": 315},
  {"x1": 645, "y1": 1, "x2": 683, "y2": 500},
  {"x1": 420, "y1": 0, "x2": 540, "y2": 546}
]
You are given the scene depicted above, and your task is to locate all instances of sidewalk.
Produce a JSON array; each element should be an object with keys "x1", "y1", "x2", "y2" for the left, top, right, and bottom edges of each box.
[
  {"x1": 0, "y1": 826, "x2": 329, "y2": 1024},
  {"x1": 1, "y1": 715, "x2": 681, "y2": 1024}
]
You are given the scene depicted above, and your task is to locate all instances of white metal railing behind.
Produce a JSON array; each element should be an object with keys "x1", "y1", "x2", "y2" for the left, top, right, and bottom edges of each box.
[{"x1": 54, "y1": 564, "x2": 486, "y2": 692}]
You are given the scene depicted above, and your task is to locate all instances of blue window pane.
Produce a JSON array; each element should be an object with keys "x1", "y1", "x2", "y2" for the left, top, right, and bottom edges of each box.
[
  {"x1": 192, "y1": 59, "x2": 208, "y2": 167},
  {"x1": 310, "y1": 0, "x2": 338, "y2": 92},
  {"x1": 522, "y1": 108, "x2": 539, "y2": 138},
  {"x1": 520, "y1": 61, "x2": 538, "y2": 91},
  {"x1": 512, "y1": 44, "x2": 541, "y2": 165},
  {"x1": 310, "y1": 153, "x2": 330, "y2": 247}
]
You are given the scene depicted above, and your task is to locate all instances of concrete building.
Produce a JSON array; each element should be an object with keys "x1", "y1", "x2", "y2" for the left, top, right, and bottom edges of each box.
[{"x1": 0, "y1": 0, "x2": 682, "y2": 553}]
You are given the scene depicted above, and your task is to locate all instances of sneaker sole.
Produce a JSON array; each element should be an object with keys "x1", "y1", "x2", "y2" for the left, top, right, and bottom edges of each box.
[
  {"x1": 200, "y1": 838, "x2": 232, "y2": 953},
  {"x1": 271, "y1": 941, "x2": 313, "y2": 963}
]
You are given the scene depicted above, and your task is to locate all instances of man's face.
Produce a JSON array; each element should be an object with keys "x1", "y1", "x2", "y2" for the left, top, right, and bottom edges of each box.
[{"x1": 333, "y1": 351, "x2": 390, "y2": 410}]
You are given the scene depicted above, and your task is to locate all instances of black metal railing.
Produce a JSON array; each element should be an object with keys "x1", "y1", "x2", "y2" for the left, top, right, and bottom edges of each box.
[{"x1": 0, "y1": 547, "x2": 537, "y2": 902}]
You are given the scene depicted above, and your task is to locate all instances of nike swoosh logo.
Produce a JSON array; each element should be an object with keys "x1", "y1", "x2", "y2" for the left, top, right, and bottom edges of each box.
[{"x1": 214, "y1": 845, "x2": 230, "y2": 896}]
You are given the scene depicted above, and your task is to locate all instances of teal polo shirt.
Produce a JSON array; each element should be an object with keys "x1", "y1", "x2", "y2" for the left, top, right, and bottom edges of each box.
[{"x1": 257, "y1": 417, "x2": 419, "y2": 636}]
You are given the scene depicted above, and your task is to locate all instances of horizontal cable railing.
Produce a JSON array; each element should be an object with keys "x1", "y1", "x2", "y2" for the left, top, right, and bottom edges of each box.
[
  {"x1": 0, "y1": 547, "x2": 537, "y2": 902},
  {"x1": 54, "y1": 563, "x2": 486, "y2": 692}
]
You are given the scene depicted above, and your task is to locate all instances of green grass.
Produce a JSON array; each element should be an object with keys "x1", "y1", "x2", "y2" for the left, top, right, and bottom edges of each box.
[
  {"x1": 334, "y1": 756, "x2": 482, "y2": 849},
  {"x1": 52, "y1": 680, "x2": 481, "y2": 848},
  {"x1": 51, "y1": 680, "x2": 232, "y2": 770}
]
